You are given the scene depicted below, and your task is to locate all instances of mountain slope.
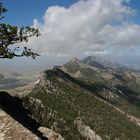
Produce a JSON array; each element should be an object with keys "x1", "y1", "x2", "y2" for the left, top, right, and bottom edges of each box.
[
  {"x1": 60, "y1": 58, "x2": 103, "y2": 82},
  {"x1": 60, "y1": 58, "x2": 140, "y2": 119},
  {"x1": 23, "y1": 68, "x2": 140, "y2": 140},
  {"x1": 82, "y1": 56, "x2": 128, "y2": 71}
]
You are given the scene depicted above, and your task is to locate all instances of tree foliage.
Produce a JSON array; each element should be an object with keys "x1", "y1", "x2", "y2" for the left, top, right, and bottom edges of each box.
[{"x1": 0, "y1": 3, "x2": 41, "y2": 59}]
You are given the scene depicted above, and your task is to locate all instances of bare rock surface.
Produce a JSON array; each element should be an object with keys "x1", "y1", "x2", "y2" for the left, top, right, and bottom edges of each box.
[
  {"x1": 74, "y1": 117, "x2": 102, "y2": 140},
  {"x1": 0, "y1": 109, "x2": 40, "y2": 140},
  {"x1": 38, "y1": 127, "x2": 64, "y2": 140}
]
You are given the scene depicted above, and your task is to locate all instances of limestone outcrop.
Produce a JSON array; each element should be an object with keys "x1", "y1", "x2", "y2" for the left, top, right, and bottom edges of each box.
[
  {"x1": 38, "y1": 127, "x2": 64, "y2": 140},
  {"x1": 0, "y1": 109, "x2": 40, "y2": 140},
  {"x1": 74, "y1": 117, "x2": 102, "y2": 140}
]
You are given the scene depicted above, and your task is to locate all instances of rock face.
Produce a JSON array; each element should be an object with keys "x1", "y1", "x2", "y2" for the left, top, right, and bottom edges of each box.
[
  {"x1": 74, "y1": 118, "x2": 102, "y2": 140},
  {"x1": 38, "y1": 127, "x2": 64, "y2": 140},
  {"x1": 0, "y1": 109, "x2": 40, "y2": 140}
]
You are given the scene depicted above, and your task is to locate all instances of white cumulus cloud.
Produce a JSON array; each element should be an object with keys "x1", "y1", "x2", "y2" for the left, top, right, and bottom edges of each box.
[{"x1": 23, "y1": 0, "x2": 140, "y2": 58}]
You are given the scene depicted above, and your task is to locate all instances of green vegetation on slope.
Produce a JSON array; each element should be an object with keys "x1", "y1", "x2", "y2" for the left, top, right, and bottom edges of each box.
[
  {"x1": 61, "y1": 58, "x2": 140, "y2": 119},
  {"x1": 23, "y1": 69, "x2": 140, "y2": 140}
]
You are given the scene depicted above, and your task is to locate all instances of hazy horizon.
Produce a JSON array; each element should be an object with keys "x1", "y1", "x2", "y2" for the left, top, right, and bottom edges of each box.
[{"x1": 1, "y1": 0, "x2": 140, "y2": 75}]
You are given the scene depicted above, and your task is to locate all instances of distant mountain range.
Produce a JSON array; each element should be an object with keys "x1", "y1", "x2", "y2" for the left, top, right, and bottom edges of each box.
[
  {"x1": 82, "y1": 56, "x2": 140, "y2": 73},
  {"x1": 82, "y1": 56, "x2": 128, "y2": 71},
  {"x1": 21, "y1": 55, "x2": 140, "y2": 139}
]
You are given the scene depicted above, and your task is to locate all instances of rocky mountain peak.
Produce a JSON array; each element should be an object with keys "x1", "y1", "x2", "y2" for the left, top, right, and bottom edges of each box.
[{"x1": 70, "y1": 57, "x2": 81, "y2": 63}]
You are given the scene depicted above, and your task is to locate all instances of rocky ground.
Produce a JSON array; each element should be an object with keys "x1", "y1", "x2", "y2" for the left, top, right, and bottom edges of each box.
[
  {"x1": 0, "y1": 109, "x2": 40, "y2": 140},
  {"x1": 0, "y1": 108, "x2": 64, "y2": 140}
]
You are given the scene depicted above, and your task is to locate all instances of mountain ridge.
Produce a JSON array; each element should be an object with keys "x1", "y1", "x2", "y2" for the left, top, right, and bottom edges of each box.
[
  {"x1": 22, "y1": 65, "x2": 140, "y2": 139},
  {"x1": 2, "y1": 56, "x2": 140, "y2": 139}
]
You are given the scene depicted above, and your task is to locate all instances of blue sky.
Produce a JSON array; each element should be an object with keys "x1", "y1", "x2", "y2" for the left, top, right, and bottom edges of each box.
[
  {"x1": 125, "y1": 0, "x2": 140, "y2": 24},
  {"x1": 3, "y1": 0, "x2": 140, "y2": 26},
  {"x1": 3, "y1": 0, "x2": 78, "y2": 26}
]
